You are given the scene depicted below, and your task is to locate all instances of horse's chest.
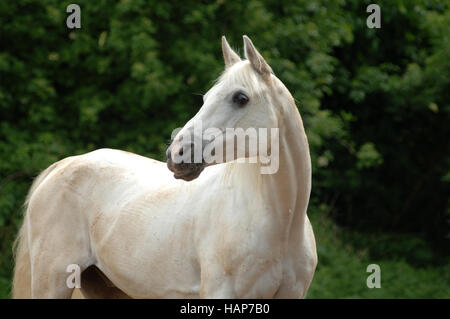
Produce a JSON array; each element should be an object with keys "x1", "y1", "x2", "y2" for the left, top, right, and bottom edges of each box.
[{"x1": 192, "y1": 201, "x2": 286, "y2": 297}]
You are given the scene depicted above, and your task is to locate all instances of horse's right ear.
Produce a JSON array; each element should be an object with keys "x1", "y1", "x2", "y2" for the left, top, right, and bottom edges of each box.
[
  {"x1": 243, "y1": 35, "x2": 273, "y2": 81},
  {"x1": 222, "y1": 36, "x2": 241, "y2": 69}
]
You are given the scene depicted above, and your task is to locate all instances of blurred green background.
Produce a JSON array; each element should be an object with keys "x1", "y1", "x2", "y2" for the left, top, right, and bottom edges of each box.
[{"x1": 0, "y1": 0, "x2": 449, "y2": 298}]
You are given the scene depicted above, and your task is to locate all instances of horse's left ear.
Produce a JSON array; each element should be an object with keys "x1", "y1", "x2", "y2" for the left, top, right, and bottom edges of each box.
[
  {"x1": 243, "y1": 35, "x2": 273, "y2": 81},
  {"x1": 222, "y1": 36, "x2": 241, "y2": 69}
]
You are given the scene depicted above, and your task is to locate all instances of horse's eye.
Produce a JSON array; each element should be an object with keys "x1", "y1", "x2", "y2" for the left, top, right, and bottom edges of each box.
[{"x1": 232, "y1": 92, "x2": 249, "y2": 107}]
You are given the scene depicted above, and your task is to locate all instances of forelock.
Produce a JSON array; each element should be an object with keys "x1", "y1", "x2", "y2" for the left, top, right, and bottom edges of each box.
[{"x1": 215, "y1": 61, "x2": 267, "y2": 98}]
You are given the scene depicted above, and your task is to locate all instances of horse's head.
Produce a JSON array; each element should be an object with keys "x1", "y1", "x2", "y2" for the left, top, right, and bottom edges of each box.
[{"x1": 167, "y1": 35, "x2": 281, "y2": 181}]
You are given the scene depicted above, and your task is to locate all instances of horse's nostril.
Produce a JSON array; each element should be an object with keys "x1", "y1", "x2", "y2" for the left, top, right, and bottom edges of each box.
[
  {"x1": 166, "y1": 148, "x2": 172, "y2": 160},
  {"x1": 178, "y1": 148, "x2": 183, "y2": 156}
]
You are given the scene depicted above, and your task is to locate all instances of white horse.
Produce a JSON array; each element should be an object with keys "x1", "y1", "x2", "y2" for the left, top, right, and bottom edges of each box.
[{"x1": 12, "y1": 35, "x2": 317, "y2": 299}]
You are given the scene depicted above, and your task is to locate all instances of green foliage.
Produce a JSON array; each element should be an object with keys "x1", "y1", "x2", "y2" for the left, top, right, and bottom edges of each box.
[
  {"x1": 0, "y1": 0, "x2": 449, "y2": 298},
  {"x1": 356, "y1": 142, "x2": 383, "y2": 169},
  {"x1": 318, "y1": 0, "x2": 450, "y2": 245},
  {"x1": 308, "y1": 207, "x2": 450, "y2": 298}
]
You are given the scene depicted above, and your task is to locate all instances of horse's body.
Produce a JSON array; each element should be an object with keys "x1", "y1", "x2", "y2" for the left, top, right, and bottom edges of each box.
[{"x1": 13, "y1": 36, "x2": 317, "y2": 298}]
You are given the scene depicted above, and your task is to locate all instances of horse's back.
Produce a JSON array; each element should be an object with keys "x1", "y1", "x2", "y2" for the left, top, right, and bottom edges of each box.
[
  {"x1": 49, "y1": 148, "x2": 171, "y2": 198},
  {"x1": 30, "y1": 148, "x2": 182, "y2": 236},
  {"x1": 27, "y1": 148, "x2": 171, "y2": 225}
]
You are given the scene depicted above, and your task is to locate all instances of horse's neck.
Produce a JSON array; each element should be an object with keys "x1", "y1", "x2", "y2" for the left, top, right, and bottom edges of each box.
[
  {"x1": 264, "y1": 105, "x2": 311, "y2": 239},
  {"x1": 224, "y1": 104, "x2": 311, "y2": 243}
]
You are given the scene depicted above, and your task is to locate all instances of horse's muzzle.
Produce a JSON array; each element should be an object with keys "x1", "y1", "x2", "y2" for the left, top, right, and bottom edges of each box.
[
  {"x1": 169, "y1": 162, "x2": 205, "y2": 181},
  {"x1": 166, "y1": 145, "x2": 205, "y2": 181}
]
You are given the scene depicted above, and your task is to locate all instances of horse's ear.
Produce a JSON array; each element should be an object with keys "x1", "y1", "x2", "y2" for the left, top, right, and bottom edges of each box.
[
  {"x1": 222, "y1": 36, "x2": 241, "y2": 69},
  {"x1": 243, "y1": 35, "x2": 273, "y2": 80}
]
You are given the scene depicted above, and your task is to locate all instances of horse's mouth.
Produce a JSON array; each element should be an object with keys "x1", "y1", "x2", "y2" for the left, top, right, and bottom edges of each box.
[
  {"x1": 168, "y1": 162, "x2": 205, "y2": 182},
  {"x1": 173, "y1": 165, "x2": 205, "y2": 181}
]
